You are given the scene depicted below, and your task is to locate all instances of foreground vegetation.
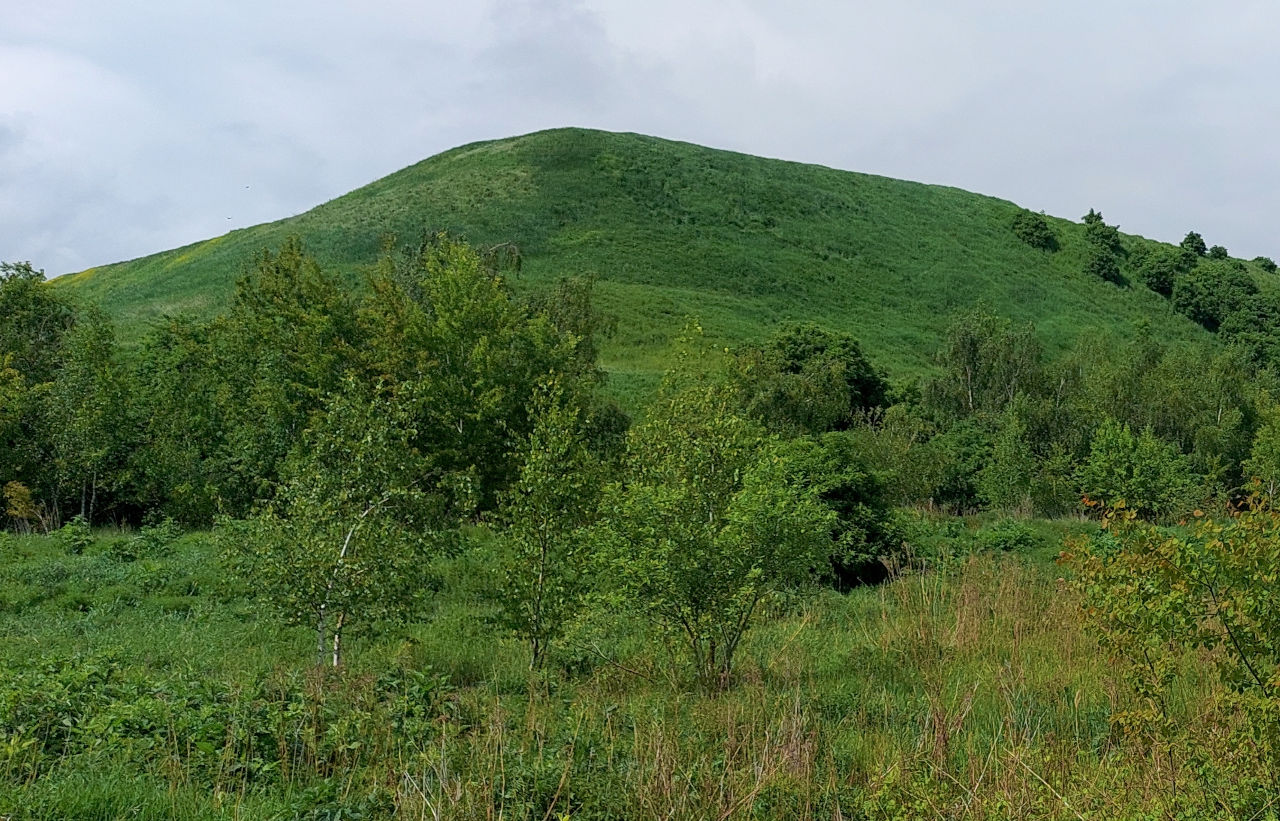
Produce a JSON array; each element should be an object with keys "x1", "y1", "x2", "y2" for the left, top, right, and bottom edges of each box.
[{"x1": 6, "y1": 517, "x2": 1272, "y2": 820}]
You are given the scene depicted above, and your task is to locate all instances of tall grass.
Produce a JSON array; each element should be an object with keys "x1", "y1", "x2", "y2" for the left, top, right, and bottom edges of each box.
[{"x1": 2, "y1": 525, "x2": 1263, "y2": 818}]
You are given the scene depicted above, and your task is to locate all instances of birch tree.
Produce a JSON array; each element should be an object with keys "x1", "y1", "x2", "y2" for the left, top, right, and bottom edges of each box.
[
  {"x1": 595, "y1": 382, "x2": 833, "y2": 690},
  {"x1": 43, "y1": 311, "x2": 129, "y2": 523},
  {"x1": 229, "y1": 381, "x2": 437, "y2": 667},
  {"x1": 496, "y1": 382, "x2": 601, "y2": 669}
]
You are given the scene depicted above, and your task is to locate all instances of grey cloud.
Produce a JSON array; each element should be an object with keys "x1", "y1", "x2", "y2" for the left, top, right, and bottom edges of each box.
[
  {"x1": 8, "y1": 0, "x2": 1280, "y2": 274},
  {"x1": 0, "y1": 121, "x2": 20, "y2": 155}
]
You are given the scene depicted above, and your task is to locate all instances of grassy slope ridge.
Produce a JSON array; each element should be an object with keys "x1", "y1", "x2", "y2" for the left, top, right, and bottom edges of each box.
[{"x1": 57, "y1": 127, "x2": 1216, "y2": 392}]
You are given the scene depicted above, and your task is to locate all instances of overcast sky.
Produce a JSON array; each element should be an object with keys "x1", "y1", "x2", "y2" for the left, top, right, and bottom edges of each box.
[{"x1": 5, "y1": 0, "x2": 1280, "y2": 276}]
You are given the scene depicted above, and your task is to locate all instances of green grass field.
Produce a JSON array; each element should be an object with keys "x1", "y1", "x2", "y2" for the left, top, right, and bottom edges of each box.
[{"x1": 54, "y1": 128, "x2": 1238, "y2": 405}]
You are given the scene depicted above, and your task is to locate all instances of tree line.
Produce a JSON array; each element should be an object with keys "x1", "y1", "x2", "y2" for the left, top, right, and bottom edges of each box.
[
  {"x1": 6, "y1": 232, "x2": 1280, "y2": 685},
  {"x1": 1017, "y1": 210, "x2": 1280, "y2": 365}
]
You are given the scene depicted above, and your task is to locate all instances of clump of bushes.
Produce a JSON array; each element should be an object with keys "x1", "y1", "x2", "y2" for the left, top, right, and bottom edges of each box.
[
  {"x1": 1011, "y1": 211, "x2": 1057, "y2": 251},
  {"x1": 108, "y1": 517, "x2": 182, "y2": 562}
]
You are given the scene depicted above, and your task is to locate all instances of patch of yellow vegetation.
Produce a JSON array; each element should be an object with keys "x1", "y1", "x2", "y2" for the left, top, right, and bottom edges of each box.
[
  {"x1": 53, "y1": 267, "x2": 99, "y2": 288},
  {"x1": 166, "y1": 235, "x2": 226, "y2": 269}
]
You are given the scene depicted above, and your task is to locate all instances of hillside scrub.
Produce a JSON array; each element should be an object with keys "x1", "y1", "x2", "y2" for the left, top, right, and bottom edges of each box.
[
  {"x1": 9, "y1": 229, "x2": 1280, "y2": 814},
  {"x1": 5, "y1": 240, "x2": 1274, "y2": 532}
]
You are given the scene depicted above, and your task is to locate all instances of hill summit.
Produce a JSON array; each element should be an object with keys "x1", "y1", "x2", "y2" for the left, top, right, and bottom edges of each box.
[{"x1": 57, "y1": 127, "x2": 1217, "y2": 391}]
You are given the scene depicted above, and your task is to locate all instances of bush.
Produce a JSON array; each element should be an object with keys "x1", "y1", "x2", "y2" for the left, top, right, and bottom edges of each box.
[
  {"x1": 108, "y1": 517, "x2": 182, "y2": 562},
  {"x1": 1171, "y1": 259, "x2": 1259, "y2": 332},
  {"x1": 1133, "y1": 247, "x2": 1186, "y2": 297},
  {"x1": 845, "y1": 404, "x2": 947, "y2": 507},
  {"x1": 594, "y1": 383, "x2": 834, "y2": 689},
  {"x1": 56, "y1": 515, "x2": 93, "y2": 555},
  {"x1": 776, "y1": 432, "x2": 896, "y2": 588},
  {"x1": 1065, "y1": 506, "x2": 1280, "y2": 786},
  {"x1": 734, "y1": 323, "x2": 887, "y2": 434},
  {"x1": 1181, "y1": 231, "x2": 1207, "y2": 257},
  {"x1": 976, "y1": 518, "x2": 1038, "y2": 552},
  {"x1": 1011, "y1": 211, "x2": 1057, "y2": 251},
  {"x1": 930, "y1": 421, "x2": 993, "y2": 514},
  {"x1": 1082, "y1": 209, "x2": 1124, "y2": 285},
  {"x1": 977, "y1": 413, "x2": 1035, "y2": 513},
  {"x1": 1253, "y1": 256, "x2": 1277, "y2": 274},
  {"x1": 1031, "y1": 445, "x2": 1081, "y2": 517},
  {"x1": 1208, "y1": 244, "x2": 1229, "y2": 260},
  {"x1": 1077, "y1": 419, "x2": 1197, "y2": 520}
]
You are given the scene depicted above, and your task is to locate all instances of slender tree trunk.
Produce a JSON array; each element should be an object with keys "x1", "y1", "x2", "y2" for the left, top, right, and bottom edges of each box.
[
  {"x1": 530, "y1": 529, "x2": 548, "y2": 670},
  {"x1": 316, "y1": 508, "x2": 374, "y2": 667},
  {"x1": 332, "y1": 610, "x2": 346, "y2": 668},
  {"x1": 316, "y1": 610, "x2": 328, "y2": 667}
]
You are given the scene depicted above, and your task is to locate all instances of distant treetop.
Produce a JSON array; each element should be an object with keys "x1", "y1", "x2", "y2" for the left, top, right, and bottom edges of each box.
[{"x1": 1181, "y1": 231, "x2": 1207, "y2": 257}]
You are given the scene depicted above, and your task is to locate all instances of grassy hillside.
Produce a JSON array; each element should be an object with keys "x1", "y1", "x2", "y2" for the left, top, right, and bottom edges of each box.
[{"x1": 57, "y1": 128, "x2": 1220, "y2": 396}]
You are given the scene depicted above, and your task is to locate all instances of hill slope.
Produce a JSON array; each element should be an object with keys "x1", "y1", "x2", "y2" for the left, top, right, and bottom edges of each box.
[{"x1": 56, "y1": 128, "x2": 1219, "y2": 396}]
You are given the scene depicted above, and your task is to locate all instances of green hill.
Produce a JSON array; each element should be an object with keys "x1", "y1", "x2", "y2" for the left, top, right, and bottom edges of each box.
[{"x1": 56, "y1": 127, "x2": 1223, "y2": 397}]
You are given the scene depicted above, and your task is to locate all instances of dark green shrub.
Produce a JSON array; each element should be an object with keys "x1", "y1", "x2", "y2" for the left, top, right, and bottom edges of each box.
[
  {"x1": 1011, "y1": 211, "x2": 1057, "y2": 251},
  {"x1": 930, "y1": 421, "x2": 993, "y2": 514},
  {"x1": 1082, "y1": 209, "x2": 1125, "y2": 285},
  {"x1": 1253, "y1": 256, "x2": 1277, "y2": 273},
  {"x1": 1209, "y1": 244, "x2": 1229, "y2": 260},
  {"x1": 1171, "y1": 260, "x2": 1259, "y2": 332},
  {"x1": 1133, "y1": 247, "x2": 1187, "y2": 297},
  {"x1": 775, "y1": 432, "x2": 896, "y2": 588},
  {"x1": 1085, "y1": 251, "x2": 1123, "y2": 284},
  {"x1": 1181, "y1": 231, "x2": 1207, "y2": 257},
  {"x1": 734, "y1": 322, "x2": 887, "y2": 434}
]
